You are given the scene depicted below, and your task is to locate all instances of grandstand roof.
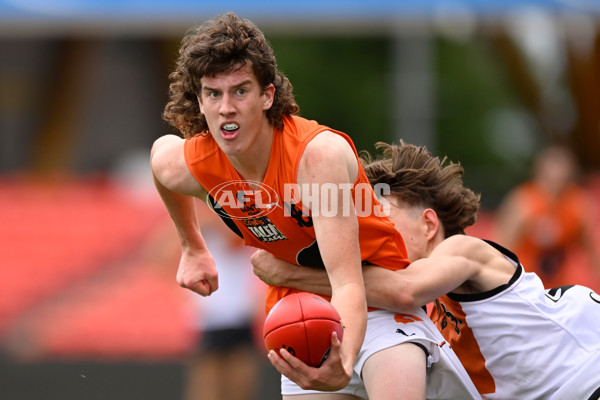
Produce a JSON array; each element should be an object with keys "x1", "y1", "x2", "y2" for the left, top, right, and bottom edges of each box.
[{"x1": 1, "y1": 0, "x2": 598, "y2": 36}]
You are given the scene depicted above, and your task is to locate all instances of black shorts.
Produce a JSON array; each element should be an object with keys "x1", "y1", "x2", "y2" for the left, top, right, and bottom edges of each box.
[{"x1": 196, "y1": 325, "x2": 255, "y2": 354}]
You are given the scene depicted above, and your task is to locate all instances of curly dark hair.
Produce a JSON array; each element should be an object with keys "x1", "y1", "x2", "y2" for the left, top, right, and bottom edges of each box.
[
  {"x1": 361, "y1": 141, "x2": 480, "y2": 237},
  {"x1": 163, "y1": 12, "x2": 299, "y2": 138}
]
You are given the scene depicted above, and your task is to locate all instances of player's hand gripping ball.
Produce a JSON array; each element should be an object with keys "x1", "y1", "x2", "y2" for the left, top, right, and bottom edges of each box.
[{"x1": 263, "y1": 292, "x2": 343, "y2": 367}]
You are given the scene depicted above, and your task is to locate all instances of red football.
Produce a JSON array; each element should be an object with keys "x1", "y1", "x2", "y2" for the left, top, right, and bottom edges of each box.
[{"x1": 263, "y1": 292, "x2": 343, "y2": 367}]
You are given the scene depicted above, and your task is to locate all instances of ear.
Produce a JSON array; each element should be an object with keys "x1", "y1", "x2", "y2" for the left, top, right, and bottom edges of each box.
[
  {"x1": 422, "y1": 208, "x2": 440, "y2": 241},
  {"x1": 263, "y1": 83, "x2": 275, "y2": 110}
]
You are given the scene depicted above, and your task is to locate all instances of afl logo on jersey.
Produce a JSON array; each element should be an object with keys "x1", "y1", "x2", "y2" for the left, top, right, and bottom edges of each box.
[{"x1": 207, "y1": 180, "x2": 280, "y2": 220}]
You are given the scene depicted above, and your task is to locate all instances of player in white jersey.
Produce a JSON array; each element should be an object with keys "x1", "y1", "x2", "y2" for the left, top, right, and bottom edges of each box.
[
  {"x1": 251, "y1": 141, "x2": 600, "y2": 400},
  {"x1": 430, "y1": 241, "x2": 600, "y2": 399}
]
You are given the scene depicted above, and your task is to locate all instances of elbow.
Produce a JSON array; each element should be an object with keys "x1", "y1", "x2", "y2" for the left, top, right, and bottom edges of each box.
[
  {"x1": 365, "y1": 275, "x2": 421, "y2": 312},
  {"x1": 391, "y1": 286, "x2": 421, "y2": 313}
]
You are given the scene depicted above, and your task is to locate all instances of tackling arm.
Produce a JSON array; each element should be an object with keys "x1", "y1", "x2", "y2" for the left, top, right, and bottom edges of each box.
[{"x1": 253, "y1": 236, "x2": 486, "y2": 313}]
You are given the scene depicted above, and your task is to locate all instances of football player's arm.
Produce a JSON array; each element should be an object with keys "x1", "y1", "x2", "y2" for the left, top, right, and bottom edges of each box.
[
  {"x1": 151, "y1": 134, "x2": 218, "y2": 296},
  {"x1": 362, "y1": 238, "x2": 481, "y2": 311},
  {"x1": 266, "y1": 131, "x2": 366, "y2": 392},
  {"x1": 300, "y1": 132, "x2": 366, "y2": 374},
  {"x1": 253, "y1": 236, "x2": 483, "y2": 313},
  {"x1": 251, "y1": 249, "x2": 332, "y2": 292}
]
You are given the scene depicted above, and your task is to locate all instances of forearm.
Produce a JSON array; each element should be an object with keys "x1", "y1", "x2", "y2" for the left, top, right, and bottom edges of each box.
[
  {"x1": 362, "y1": 266, "x2": 426, "y2": 313},
  {"x1": 289, "y1": 268, "x2": 332, "y2": 295},
  {"x1": 364, "y1": 239, "x2": 482, "y2": 312},
  {"x1": 330, "y1": 282, "x2": 367, "y2": 369},
  {"x1": 150, "y1": 134, "x2": 209, "y2": 251},
  {"x1": 153, "y1": 174, "x2": 207, "y2": 251},
  {"x1": 253, "y1": 253, "x2": 422, "y2": 312},
  {"x1": 259, "y1": 261, "x2": 332, "y2": 295},
  {"x1": 150, "y1": 135, "x2": 218, "y2": 295},
  {"x1": 317, "y1": 221, "x2": 366, "y2": 370}
]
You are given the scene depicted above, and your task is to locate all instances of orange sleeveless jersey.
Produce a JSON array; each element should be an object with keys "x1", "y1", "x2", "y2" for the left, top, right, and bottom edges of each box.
[{"x1": 184, "y1": 115, "x2": 409, "y2": 313}]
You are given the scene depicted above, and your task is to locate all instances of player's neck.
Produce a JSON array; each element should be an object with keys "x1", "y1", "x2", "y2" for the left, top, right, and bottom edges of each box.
[{"x1": 228, "y1": 127, "x2": 274, "y2": 183}]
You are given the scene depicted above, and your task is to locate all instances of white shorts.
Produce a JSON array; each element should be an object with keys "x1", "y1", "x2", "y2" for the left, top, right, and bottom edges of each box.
[{"x1": 281, "y1": 308, "x2": 481, "y2": 399}]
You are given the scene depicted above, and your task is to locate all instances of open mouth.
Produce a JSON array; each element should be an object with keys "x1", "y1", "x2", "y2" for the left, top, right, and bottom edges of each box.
[
  {"x1": 221, "y1": 122, "x2": 239, "y2": 139},
  {"x1": 222, "y1": 123, "x2": 239, "y2": 132}
]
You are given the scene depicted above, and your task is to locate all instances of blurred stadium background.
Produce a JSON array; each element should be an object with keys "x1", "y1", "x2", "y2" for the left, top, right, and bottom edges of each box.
[{"x1": 1, "y1": 1, "x2": 599, "y2": 399}]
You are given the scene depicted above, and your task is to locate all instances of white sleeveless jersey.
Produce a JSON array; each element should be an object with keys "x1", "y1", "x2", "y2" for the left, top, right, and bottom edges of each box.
[{"x1": 430, "y1": 241, "x2": 600, "y2": 400}]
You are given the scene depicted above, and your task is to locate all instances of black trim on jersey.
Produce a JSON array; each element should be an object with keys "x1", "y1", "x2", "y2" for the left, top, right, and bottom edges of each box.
[
  {"x1": 484, "y1": 239, "x2": 520, "y2": 264},
  {"x1": 207, "y1": 194, "x2": 244, "y2": 239},
  {"x1": 588, "y1": 386, "x2": 600, "y2": 400},
  {"x1": 446, "y1": 240, "x2": 522, "y2": 302}
]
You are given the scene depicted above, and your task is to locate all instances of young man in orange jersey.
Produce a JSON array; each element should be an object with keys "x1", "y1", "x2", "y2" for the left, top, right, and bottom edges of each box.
[
  {"x1": 151, "y1": 12, "x2": 479, "y2": 400},
  {"x1": 253, "y1": 141, "x2": 600, "y2": 400}
]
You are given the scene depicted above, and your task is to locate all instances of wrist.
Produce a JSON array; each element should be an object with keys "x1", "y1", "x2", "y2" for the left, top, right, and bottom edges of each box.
[{"x1": 180, "y1": 239, "x2": 209, "y2": 255}]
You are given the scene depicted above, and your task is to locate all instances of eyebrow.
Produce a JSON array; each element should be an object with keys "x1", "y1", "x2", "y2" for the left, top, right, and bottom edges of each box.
[{"x1": 202, "y1": 79, "x2": 254, "y2": 93}]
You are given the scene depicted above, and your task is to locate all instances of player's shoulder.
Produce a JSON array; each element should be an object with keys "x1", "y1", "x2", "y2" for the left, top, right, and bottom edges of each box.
[
  {"x1": 303, "y1": 130, "x2": 354, "y2": 162},
  {"x1": 299, "y1": 131, "x2": 358, "y2": 184},
  {"x1": 436, "y1": 235, "x2": 504, "y2": 266},
  {"x1": 440, "y1": 236, "x2": 515, "y2": 292},
  {"x1": 309, "y1": 129, "x2": 350, "y2": 147},
  {"x1": 151, "y1": 134, "x2": 185, "y2": 170},
  {"x1": 151, "y1": 134, "x2": 205, "y2": 196},
  {"x1": 152, "y1": 134, "x2": 185, "y2": 156},
  {"x1": 437, "y1": 234, "x2": 484, "y2": 254}
]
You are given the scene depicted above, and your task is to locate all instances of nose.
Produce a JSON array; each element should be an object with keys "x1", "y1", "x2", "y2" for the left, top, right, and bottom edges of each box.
[{"x1": 219, "y1": 93, "x2": 235, "y2": 115}]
